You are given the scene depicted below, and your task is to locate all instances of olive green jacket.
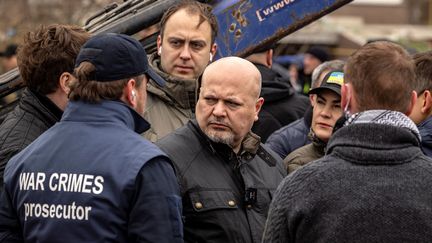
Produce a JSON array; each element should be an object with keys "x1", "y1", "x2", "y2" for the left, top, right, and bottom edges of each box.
[
  {"x1": 143, "y1": 53, "x2": 198, "y2": 142},
  {"x1": 283, "y1": 143, "x2": 325, "y2": 174},
  {"x1": 283, "y1": 130, "x2": 326, "y2": 174}
]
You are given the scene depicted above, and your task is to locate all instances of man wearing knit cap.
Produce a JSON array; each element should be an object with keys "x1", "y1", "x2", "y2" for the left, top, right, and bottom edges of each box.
[
  {"x1": 0, "y1": 33, "x2": 183, "y2": 242},
  {"x1": 305, "y1": 47, "x2": 329, "y2": 72}
]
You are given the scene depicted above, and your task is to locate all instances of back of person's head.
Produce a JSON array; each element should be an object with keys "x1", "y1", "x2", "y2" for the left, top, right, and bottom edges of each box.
[
  {"x1": 70, "y1": 33, "x2": 165, "y2": 103},
  {"x1": 344, "y1": 41, "x2": 415, "y2": 113},
  {"x1": 305, "y1": 46, "x2": 329, "y2": 63},
  {"x1": 159, "y1": 0, "x2": 218, "y2": 45},
  {"x1": 311, "y1": 60, "x2": 345, "y2": 89},
  {"x1": 412, "y1": 50, "x2": 432, "y2": 95},
  {"x1": 17, "y1": 24, "x2": 90, "y2": 95},
  {"x1": 303, "y1": 46, "x2": 330, "y2": 75},
  {"x1": 245, "y1": 43, "x2": 276, "y2": 68}
]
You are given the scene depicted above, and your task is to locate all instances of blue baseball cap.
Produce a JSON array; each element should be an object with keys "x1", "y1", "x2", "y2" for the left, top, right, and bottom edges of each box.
[{"x1": 75, "y1": 33, "x2": 165, "y2": 86}]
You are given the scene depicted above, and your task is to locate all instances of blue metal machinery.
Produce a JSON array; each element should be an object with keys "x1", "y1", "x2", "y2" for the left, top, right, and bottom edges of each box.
[{"x1": 212, "y1": 0, "x2": 353, "y2": 58}]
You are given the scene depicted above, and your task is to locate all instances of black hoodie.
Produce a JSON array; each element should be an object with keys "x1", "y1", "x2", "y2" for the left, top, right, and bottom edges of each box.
[{"x1": 252, "y1": 64, "x2": 309, "y2": 142}]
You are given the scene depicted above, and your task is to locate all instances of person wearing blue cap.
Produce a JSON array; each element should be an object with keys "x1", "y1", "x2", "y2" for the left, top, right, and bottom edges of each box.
[{"x1": 0, "y1": 33, "x2": 183, "y2": 242}]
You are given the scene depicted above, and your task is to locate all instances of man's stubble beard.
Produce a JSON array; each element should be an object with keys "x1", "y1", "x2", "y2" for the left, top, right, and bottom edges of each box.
[{"x1": 204, "y1": 128, "x2": 234, "y2": 147}]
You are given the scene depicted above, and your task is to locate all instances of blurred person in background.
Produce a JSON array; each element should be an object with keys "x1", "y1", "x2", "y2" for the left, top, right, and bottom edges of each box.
[
  {"x1": 245, "y1": 45, "x2": 309, "y2": 142},
  {"x1": 0, "y1": 44, "x2": 18, "y2": 73},
  {"x1": 294, "y1": 46, "x2": 329, "y2": 95},
  {"x1": 266, "y1": 60, "x2": 345, "y2": 159}
]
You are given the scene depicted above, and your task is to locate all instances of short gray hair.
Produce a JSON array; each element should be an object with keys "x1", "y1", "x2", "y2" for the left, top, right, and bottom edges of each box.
[{"x1": 311, "y1": 60, "x2": 345, "y2": 88}]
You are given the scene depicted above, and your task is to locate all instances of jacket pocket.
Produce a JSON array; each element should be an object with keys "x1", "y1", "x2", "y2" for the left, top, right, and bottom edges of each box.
[{"x1": 188, "y1": 190, "x2": 239, "y2": 212}]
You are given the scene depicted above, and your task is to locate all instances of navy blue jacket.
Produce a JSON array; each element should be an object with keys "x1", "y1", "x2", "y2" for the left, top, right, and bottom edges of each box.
[
  {"x1": 265, "y1": 107, "x2": 312, "y2": 159},
  {"x1": 419, "y1": 116, "x2": 432, "y2": 157},
  {"x1": 0, "y1": 101, "x2": 183, "y2": 243}
]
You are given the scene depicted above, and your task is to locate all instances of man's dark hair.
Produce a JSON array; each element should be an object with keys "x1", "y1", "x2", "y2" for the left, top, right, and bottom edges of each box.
[
  {"x1": 344, "y1": 41, "x2": 415, "y2": 113},
  {"x1": 159, "y1": 0, "x2": 218, "y2": 45},
  {"x1": 17, "y1": 24, "x2": 90, "y2": 95},
  {"x1": 412, "y1": 50, "x2": 432, "y2": 96}
]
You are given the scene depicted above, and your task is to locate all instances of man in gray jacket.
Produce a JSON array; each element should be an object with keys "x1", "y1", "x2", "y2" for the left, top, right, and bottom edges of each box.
[
  {"x1": 157, "y1": 57, "x2": 286, "y2": 243},
  {"x1": 263, "y1": 41, "x2": 432, "y2": 242}
]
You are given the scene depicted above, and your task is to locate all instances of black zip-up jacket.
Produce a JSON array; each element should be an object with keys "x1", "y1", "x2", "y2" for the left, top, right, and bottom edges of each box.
[
  {"x1": 157, "y1": 120, "x2": 286, "y2": 243},
  {"x1": 0, "y1": 88, "x2": 62, "y2": 192}
]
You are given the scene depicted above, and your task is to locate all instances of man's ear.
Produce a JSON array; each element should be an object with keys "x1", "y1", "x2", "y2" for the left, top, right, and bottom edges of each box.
[
  {"x1": 309, "y1": 94, "x2": 315, "y2": 106},
  {"x1": 405, "y1": 90, "x2": 418, "y2": 116},
  {"x1": 341, "y1": 83, "x2": 351, "y2": 112},
  {"x1": 157, "y1": 35, "x2": 162, "y2": 55},
  {"x1": 59, "y1": 72, "x2": 73, "y2": 95},
  {"x1": 266, "y1": 49, "x2": 273, "y2": 68},
  {"x1": 254, "y1": 97, "x2": 265, "y2": 121},
  {"x1": 122, "y1": 78, "x2": 137, "y2": 108},
  {"x1": 421, "y1": 90, "x2": 432, "y2": 115},
  {"x1": 210, "y1": 43, "x2": 217, "y2": 59}
]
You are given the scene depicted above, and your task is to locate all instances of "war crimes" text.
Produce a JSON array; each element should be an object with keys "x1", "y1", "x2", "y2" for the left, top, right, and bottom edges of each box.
[{"x1": 19, "y1": 172, "x2": 104, "y2": 194}]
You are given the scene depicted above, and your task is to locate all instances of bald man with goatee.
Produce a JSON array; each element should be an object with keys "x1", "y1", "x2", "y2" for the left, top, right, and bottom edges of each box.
[{"x1": 157, "y1": 57, "x2": 286, "y2": 243}]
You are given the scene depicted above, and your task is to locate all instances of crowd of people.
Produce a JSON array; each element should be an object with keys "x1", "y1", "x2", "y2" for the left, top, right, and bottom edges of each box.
[{"x1": 1, "y1": 0, "x2": 432, "y2": 242}]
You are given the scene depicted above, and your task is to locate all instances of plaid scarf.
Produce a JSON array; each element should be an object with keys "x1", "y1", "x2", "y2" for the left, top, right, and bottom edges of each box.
[{"x1": 344, "y1": 110, "x2": 421, "y2": 142}]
